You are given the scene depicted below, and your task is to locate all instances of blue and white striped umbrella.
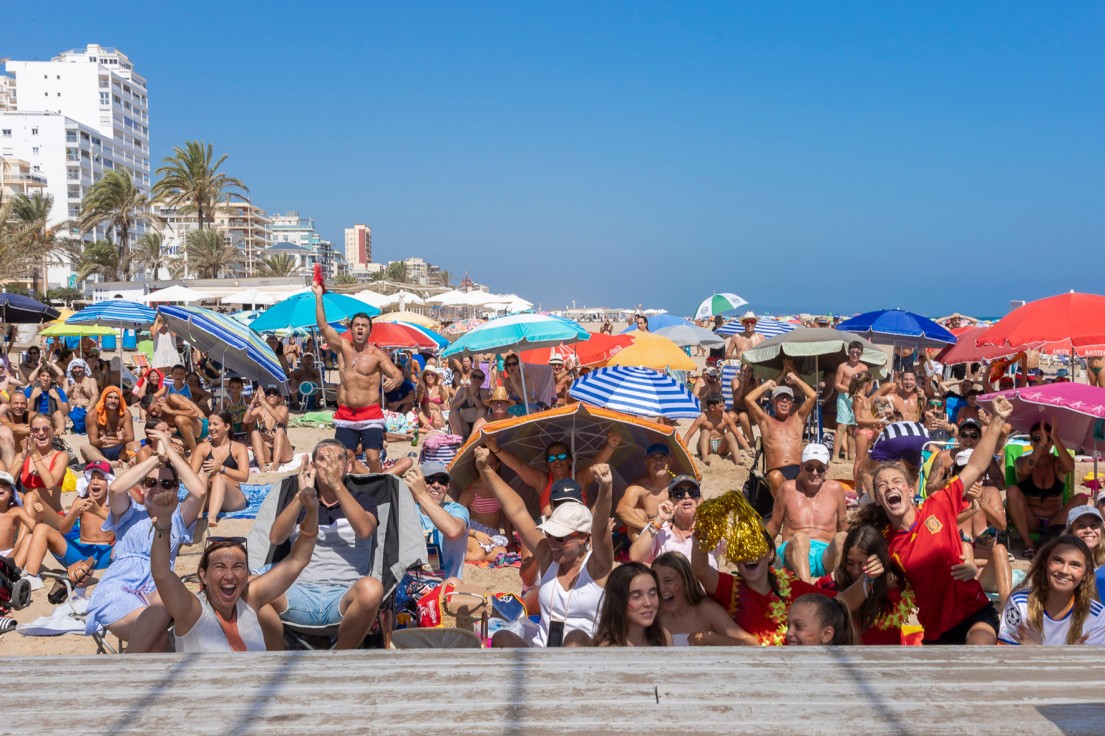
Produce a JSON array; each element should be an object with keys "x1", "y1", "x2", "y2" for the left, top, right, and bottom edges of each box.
[
  {"x1": 158, "y1": 305, "x2": 287, "y2": 388},
  {"x1": 568, "y1": 366, "x2": 702, "y2": 420},
  {"x1": 67, "y1": 299, "x2": 156, "y2": 329},
  {"x1": 441, "y1": 313, "x2": 590, "y2": 358},
  {"x1": 715, "y1": 317, "x2": 796, "y2": 339}
]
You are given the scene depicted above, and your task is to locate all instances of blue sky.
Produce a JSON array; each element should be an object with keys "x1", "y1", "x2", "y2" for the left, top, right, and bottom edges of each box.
[{"x1": 5, "y1": 2, "x2": 1103, "y2": 318}]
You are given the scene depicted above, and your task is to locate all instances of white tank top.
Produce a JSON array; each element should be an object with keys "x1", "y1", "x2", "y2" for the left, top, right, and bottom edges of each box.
[
  {"x1": 175, "y1": 594, "x2": 267, "y2": 653},
  {"x1": 535, "y1": 551, "x2": 603, "y2": 647}
]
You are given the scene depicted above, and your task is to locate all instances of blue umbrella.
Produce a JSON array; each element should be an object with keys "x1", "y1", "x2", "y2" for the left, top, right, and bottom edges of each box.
[
  {"x1": 158, "y1": 305, "x2": 287, "y2": 388},
  {"x1": 568, "y1": 366, "x2": 702, "y2": 420},
  {"x1": 716, "y1": 317, "x2": 796, "y2": 339},
  {"x1": 0, "y1": 293, "x2": 60, "y2": 323},
  {"x1": 836, "y1": 308, "x2": 956, "y2": 349},
  {"x1": 67, "y1": 299, "x2": 156, "y2": 329},
  {"x1": 249, "y1": 292, "x2": 381, "y2": 332},
  {"x1": 619, "y1": 314, "x2": 695, "y2": 333}
]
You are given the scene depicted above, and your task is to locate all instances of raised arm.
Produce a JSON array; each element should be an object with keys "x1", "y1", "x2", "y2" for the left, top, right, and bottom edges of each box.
[
  {"x1": 959, "y1": 396, "x2": 1013, "y2": 494},
  {"x1": 159, "y1": 429, "x2": 208, "y2": 527},
  {"x1": 627, "y1": 500, "x2": 672, "y2": 563},
  {"x1": 148, "y1": 488, "x2": 201, "y2": 634},
  {"x1": 475, "y1": 446, "x2": 546, "y2": 562},
  {"x1": 249, "y1": 472, "x2": 320, "y2": 609},
  {"x1": 402, "y1": 466, "x2": 466, "y2": 541},
  {"x1": 312, "y1": 283, "x2": 344, "y2": 350},
  {"x1": 787, "y1": 372, "x2": 818, "y2": 420},
  {"x1": 586, "y1": 462, "x2": 615, "y2": 582},
  {"x1": 109, "y1": 451, "x2": 162, "y2": 518},
  {"x1": 1051, "y1": 427, "x2": 1076, "y2": 475},
  {"x1": 317, "y1": 452, "x2": 377, "y2": 539},
  {"x1": 484, "y1": 436, "x2": 546, "y2": 493},
  {"x1": 690, "y1": 533, "x2": 720, "y2": 596},
  {"x1": 743, "y1": 379, "x2": 774, "y2": 423}
]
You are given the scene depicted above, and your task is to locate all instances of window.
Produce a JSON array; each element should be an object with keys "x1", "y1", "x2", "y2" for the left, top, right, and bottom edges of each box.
[
  {"x1": 1, "y1": 129, "x2": 9, "y2": 137},
  {"x1": 31, "y1": 146, "x2": 39, "y2": 154},
  {"x1": 66, "y1": 131, "x2": 77, "y2": 142},
  {"x1": 100, "y1": 92, "x2": 109, "y2": 105},
  {"x1": 31, "y1": 128, "x2": 38, "y2": 135}
]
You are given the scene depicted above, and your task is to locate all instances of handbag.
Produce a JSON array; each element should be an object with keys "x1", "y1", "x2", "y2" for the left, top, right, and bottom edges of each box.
[{"x1": 742, "y1": 448, "x2": 774, "y2": 520}]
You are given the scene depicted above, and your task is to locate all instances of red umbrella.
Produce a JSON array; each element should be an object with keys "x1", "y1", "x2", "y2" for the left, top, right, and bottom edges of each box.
[
  {"x1": 519, "y1": 333, "x2": 633, "y2": 367},
  {"x1": 342, "y1": 322, "x2": 438, "y2": 350},
  {"x1": 936, "y1": 326, "x2": 1020, "y2": 364},
  {"x1": 975, "y1": 292, "x2": 1105, "y2": 350}
]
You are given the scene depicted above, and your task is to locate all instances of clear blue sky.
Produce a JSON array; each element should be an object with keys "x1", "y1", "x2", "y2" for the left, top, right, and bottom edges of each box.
[{"x1": 6, "y1": 2, "x2": 1103, "y2": 318}]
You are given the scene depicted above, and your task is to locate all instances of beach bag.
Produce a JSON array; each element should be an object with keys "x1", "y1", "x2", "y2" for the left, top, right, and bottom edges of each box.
[
  {"x1": 742, "y1": 448, "x2": 773, "y2": 520},
  {"x1": 416, "y1": 581, "x2": 488, "y2": 631},
  {"x1": 69, "y1": 406, "x2": 87, "y2": 434}
]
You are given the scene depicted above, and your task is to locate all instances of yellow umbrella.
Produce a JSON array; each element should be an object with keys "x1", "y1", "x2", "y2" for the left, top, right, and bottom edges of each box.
[
  {"x1": 377, "y1": 311, "x2": 440, "y2": 330},
  {"x1": 602, "y1": 331, "x2": 697, "y2": 371},
  {"x1": 39, "y1": 322, "x2": 115, "y2": 337},
  {"x1": 46, "y1": 307, "x2": 76, "y2": 325}
]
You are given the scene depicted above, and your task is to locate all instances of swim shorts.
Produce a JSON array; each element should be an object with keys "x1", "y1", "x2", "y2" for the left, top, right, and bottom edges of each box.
[
  {"x1": 334, "y1": 404, "x2": 386, "y2": 452},
  {"x1": 836, "y1": 394, "x2": 856, "y2": 426},
  {"x1": 770, "y1": 464, "x2": 801, "y2": 481},
  {"x1": 777, "y1": 537, "x2": 831, "y2": 578}
]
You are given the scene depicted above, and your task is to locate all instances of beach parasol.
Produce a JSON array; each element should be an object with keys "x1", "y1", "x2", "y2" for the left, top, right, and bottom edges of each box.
[
  {"x1": 0, "y1": 293, "x2": 60, "y2": 324},
  {"x1": 392, "y1": 322, "x2": 449, "y2": 349},
  {"x1": 569, "y1": 366, "x2": 702, "y2": 420},
  {"x1": 140, "y1": 285, "x2": 214, "y2": 305},
  {"x1": 443, "y1": 318, "x2": 482, "y2": 336},
  {"x1": 716, "y1": 318, "x2": 796, "y2": 339},
  {"x1": 694, "y1": 293, "x2": 749, "y2": 320},
  {"x1": 447, "y1": 403, "x2": 699, "y2": 494},
  {"x1": 219, "y1": 288, "x2": 282, "y2": 307},
  {"x1": 341, "y1": 322, "x2": 438, "y2": 350},
  {"x1": 602, "y1": 331, "x2": 696, "y2": 371},
  {"x1": 619, "y1": 314, "x2": 696, "y2": 333},
  {"x1": 836, "y1": 308, "x2": 956, "y2": 350},
  {"x1": 66, "y1": 299, "x2": 158, "y2": 330},
  {"x1": 38, "y1": 323, "x2": 114, "y2": 338},
  {"x1": 381, "y1": 291, "x2": 426, "y2": 309},
  {"x1": 519, "y1": 333, "x2": 634, "y2": 366},
  {"x1": 376, "y1": 311, "x2": 440, "y2": 330},
  {"x1": 350, "y1": 290, "x2": 391, "y2": 310},
  {"x1": 653, "y1": 324, "x2": 726, "y2": 349},
  {"x1": 157, "y1": 305, "x2": 288, "y2": 388},
  {"x1": 249, "y1": 292, "x2": 381, "y2": 332},
  {"x1": 975, "y1": 292, "x2": 1105, "y2": 351}
]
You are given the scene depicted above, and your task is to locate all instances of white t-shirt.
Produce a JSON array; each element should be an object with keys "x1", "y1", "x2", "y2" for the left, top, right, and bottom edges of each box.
[
  {"x1": 998, "y1": 590, "x2": 1105, "y2": 646},
  {"x1": 647, "y1": 525, "x2": 723, "y2": 570}
]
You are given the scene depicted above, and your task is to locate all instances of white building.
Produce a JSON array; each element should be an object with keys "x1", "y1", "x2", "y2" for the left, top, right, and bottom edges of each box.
[
  {"x1": 271, "y1": 211, "x2": 338, "y2": 277},
  {"x1": 0, "y1": 45, "x2": 151, "y2": 288},
  {"x1": 0, "y1": 74, "x2": 15, "y2": 111},
  {"x1": 344, "y1": 224, "x2": 373, "y2": 271},
  {"x1": 153, "y1": 198, "x2": 272, "y2": 277}
]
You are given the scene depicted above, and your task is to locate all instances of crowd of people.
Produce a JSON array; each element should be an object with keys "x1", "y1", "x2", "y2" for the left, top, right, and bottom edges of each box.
[{"x1": 2, "y1": 299, "x2": 1104, "y2": 653}]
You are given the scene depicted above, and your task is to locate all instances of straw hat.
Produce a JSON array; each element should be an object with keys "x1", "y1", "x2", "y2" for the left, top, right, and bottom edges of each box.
[
  {"x1": 740, "y1": 311, "x2": 758, "y2": 323},
  {"x1": 488, "y1": 385, "x2": 515, "y2": 404}
]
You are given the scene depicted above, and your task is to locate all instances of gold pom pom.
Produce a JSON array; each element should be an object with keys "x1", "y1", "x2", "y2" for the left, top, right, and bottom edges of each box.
[{"x1": 695, "y1": 491, "x2": 769, "y2": 565}]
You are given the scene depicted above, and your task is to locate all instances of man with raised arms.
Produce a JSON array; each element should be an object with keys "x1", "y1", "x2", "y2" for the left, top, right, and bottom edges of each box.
[{"x1": 744, "y1": 371, "x2": 818, "y2": 495}]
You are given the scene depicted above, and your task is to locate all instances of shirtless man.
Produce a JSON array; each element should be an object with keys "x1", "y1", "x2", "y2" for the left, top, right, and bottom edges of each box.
[
  {"x1": 832, "y1": 341, "x2": 867, "y2": 461},
  {"x1": 765, "y1": 444, "x2": 847, "y2": 583},
  {"x1": 549, "y1": 355, "x2": 571, "y2": 406},
  {"x1": 83, "y1": 387, "x2": 136, "y2": 466},
  {"x1": 66, "y1": 358, "x2": 99, "y2": 432},
  {"x1": 17, "y1": 346, "x2": 46, "y2": 385},
  {"x1": 724, "y1": 311, "x2": 764, "y2": 362},
  {"x1": 143, "y1": 393, "x2": 206, "y2": 453},
  {"x1": 875, "y1": 369, "x2": 924, "y2": 423},
  {"x1": 616, "y1": 443, "x2": 674, "y2": 539},
  {"x1": 682, "y1": 394, "x2": 748, "y2": 465},
  {"x1": 313, "y1": 283, "x2": 403, "y2": 472},
  {"x1": 696, "y1": 367, "x2": 724, "y2": 402},
  {"x1": 728, "y1": 363, "x2": 758, "y2": 450},
  {"x1": 744, "y1": 372, "x2": 818, "y2": 495},
  {"x1": 289, "y1": 352, "x2": 323, "y2": 410}
]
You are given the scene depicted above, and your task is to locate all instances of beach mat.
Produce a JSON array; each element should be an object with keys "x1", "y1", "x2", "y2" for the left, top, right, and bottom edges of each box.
[{"x1": 177, "y1": 483, "x2": 272, "y2": 520}]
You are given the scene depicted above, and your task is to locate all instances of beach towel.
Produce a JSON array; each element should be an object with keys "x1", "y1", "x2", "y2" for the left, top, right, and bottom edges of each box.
[
  {"x1": 18, "y1": 593, "x2": 90, "y2": 637},
  {"x1": 420, "y1": 432, "x2": 464, "y2": 464},
  {"x1": 249, "y1": 454, "x2": 304, "y2": 476},
  {"x1": 177, "y1": 483, "x2": 272, "y2": 521}
]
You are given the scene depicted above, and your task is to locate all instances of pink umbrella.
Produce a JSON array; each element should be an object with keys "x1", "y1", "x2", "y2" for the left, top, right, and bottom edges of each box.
[{"x1": 978, "y1": 383, "x2": 1105, "y2": 476}]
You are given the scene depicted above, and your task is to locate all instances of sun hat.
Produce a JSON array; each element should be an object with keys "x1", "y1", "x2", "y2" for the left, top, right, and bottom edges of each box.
[
  {"x1": 548, "y1": 354, "x2": 564, "y2": 365},
  {"x1": 1068, "y1": 506, "x2": 1104, "y2": 527},
  {"x1": 538, "y1": 502, "x2": 593, "y2": 537},
  {"x1": 740, "y1": 311, "x2": 757, "y2": 323},
  {"x1": 488, "y1": 385, "x2": 515, "y2": 404}
]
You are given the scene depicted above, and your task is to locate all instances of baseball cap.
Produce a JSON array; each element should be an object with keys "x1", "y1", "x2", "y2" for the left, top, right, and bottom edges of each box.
[
  {"x1": 959, "y1": 418, "x2": 982, "y2": 432},
  {"x1": 801, "y1": 444, "x2": 830, "y2": 466},
  {"x1": 1068, "y1": 506, "x2": 1104, "y2": 527},
  {"x1": 1096, "y1": 490, "x2": 1105, "y2": 507},
  {"x1": 646, "y1": 443, "x2": 670, "y2": 458},
  {"x1": 420, "y1": 461, "x2": 451, "y2": 480},
  {"x1": 549, "y1": 478, "x2": 584, "y2": 507},
  {"x1": 771, "y1": 386, "x2": 794, "y2": 400},
  {"x1": 84, "y1": 460, "x2": 113, "y2": 478},
  {"x1": 0, "y1": 471, "x2": 19, "y2": 507},
  {"x1": 954, "y1": 449, "x2": 974, "y2": 468},
  {"x1": 667, "y1": 474, "x2": 700, "y2": 492},
  {"x1": 705, "y1": 367, "x2": 719, "y2": 377},
  {"x1": 538, "y1": 502, "x2": 593, "y2": 537},
  {"x1": 78, "y1": 462, "x2": 115, "y2": 498}
]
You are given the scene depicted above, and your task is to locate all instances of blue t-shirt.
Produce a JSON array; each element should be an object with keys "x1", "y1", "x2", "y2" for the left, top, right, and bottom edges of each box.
[
  {"x1": 418, "y1": 501, "x2": 470, "y2": 579},
  {"x1": 1097, "y1": 566, "x2": 1105, "y2": 605},
  {"x1": 24, "y1": 385, "x2": 67, "y2": 415}
]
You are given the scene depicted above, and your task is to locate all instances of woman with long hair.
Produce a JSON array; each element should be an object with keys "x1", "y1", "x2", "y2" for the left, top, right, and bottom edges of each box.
[
  {"x1": 13, "y1": 414, "x2": 69, "y2": 529},
  {"x1": 785, "y1": 593, "x2": 857, "y2": 645},
  {"x1": 593, "y1": 562, "x2": 670, "y2": 647},
  {"x1": 246, "y1": 385, "x2": 292, "y2": 472},
  {"x1": 190, "y1": 411, "x2": 251, "y2": 528},
  {"x1": 651, "y1": 552, "x2": 756, "y2": 646},
  {"x1": 817, "y1": 525, "x2": 916, "y2": 645},
  {"x1": 416, "y1": 365, "x2": 449, "y2": 431},
  {"x1": 998, "y1": 534, "x2": 1105, "y2": 645}
]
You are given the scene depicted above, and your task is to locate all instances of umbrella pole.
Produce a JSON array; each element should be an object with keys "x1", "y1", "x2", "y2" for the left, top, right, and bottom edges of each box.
[{"x1": 520, "y1": 358, "x2": 530, "y2": 416}]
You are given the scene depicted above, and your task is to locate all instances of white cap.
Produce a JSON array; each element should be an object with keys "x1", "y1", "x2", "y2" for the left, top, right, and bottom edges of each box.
[
  {"x1": 801, "y1": 444, "x2": 830, "y2": 465},
  {"x1": 954, "y1": 449, "x2": 974, "y2": 467},
  {"x1": 537, "y1": 502, "x2": 593, "y2": 537}
]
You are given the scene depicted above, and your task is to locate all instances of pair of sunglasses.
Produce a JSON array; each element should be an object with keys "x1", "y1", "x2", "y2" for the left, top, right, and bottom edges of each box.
[
  {"x1": 669, "y1": 487, "x2": 701, "y2": 501},
  {"x1": 802, "y1": 464, "x2": 826, "y2": 475},
  {"x1": 960, "y1": 431, "x2": 980, "y2": 439},
  {"x1": 547, "y1": 452, "x2": 569, "y2": 463},
  {"x1": 206, "y1": 535, "x2": 247, "y2": 551},
  {"x1": 143, "y1": 477, "x2": 178, "y2": 490},
  {"x1": 425, "y1": 474, "x2": 450, "y2": 486}
]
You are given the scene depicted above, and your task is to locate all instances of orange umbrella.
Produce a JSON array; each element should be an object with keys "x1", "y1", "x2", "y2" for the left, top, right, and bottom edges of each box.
[
  {"x1": 519, "y1": 333, "x2": 633, "y2": 366},
  {"x1": 601, "y1": 331, "x2": 696, "y2": 371}
]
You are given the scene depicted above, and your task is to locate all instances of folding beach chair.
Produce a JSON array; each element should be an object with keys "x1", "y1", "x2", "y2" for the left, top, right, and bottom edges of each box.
[
  {"x1": 916, "y1": 440, "x2": 957, "y2": 504},
  {"x1": 1000, "y1": 436, "x2": 1075, "y2": 549},
  {"x1": 248, "y1": 472, "x2": 428, "y2": 650}
]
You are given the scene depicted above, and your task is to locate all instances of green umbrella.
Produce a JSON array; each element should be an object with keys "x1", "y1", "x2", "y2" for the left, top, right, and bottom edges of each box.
[
  {"x1": 38, "y1": 323, "x2": 115, "y2": 338},
  {"x1": 694, "y1": 292, "x2": 748, "y2": 320}
]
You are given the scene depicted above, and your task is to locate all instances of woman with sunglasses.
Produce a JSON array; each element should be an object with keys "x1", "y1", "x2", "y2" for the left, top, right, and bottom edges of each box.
[
  {"x1": 1065, "y1": 507, "x2": 1105, "y2": 599},
  {"x1": 151, "y1": 463, "x2": 320, "y2": 652},
  {"x1": 12, "y1": 414, "x2": 68, "y2": 529},
  {"x1": 246, "y1": 385, "x2": 292, "y2": 473},
  {"x1": 1007, "y1": 421, "x2": 1084, "y2": 559},
  {"x1": 190, "y1": 411, "x2": 251, "y2": 528},
  {"x1": 475, "y1": 446, "x2": 614, "y2": 647},
  {"x1": 84, "y1": 428, "x2": 208, "y2": 649},
  {"x1": 628, "y1": 476, "x2": 723, "y2": 568}
]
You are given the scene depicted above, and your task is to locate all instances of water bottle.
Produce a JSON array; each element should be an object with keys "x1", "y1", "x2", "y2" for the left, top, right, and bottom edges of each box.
[{"x1": 411, "y1": 427, "x2": 419, "y2": 447}]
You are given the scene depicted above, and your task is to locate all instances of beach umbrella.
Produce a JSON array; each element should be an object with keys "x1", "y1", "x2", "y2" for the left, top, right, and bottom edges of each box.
[
  {"x1": 427, "y1": 289, "x2": 471, "y2": 306},
  {"x1": 382, "y1": 290, "x2": 426, "y2": 308},
  {"x1": 38, "y1": 323, "x2": 114, "y2": 338},
  {"x1": 836, "y1": 308, "x2": 956, "y2": 350},
  {"x1": 219, "y1": 288, "x2": 282, "y2": 307},
  {"x1": 0, "y1": 293, "x2": 61, "y2": 324},
  {"x1": 229, "y1": 309, "x2": 264, "y2": 326},
  {"x1": 975, "y1": 292, "x2": 1105, "y2": 351},
  {"x1": 140, "y1": 285, "x2": 214, "y2": 304},
  {"x1": 741, "y1": 328, "x2": 888, "y2": 380},
  {"x1": 694, "y1": 293, "x2": 748, "y2": 320},
  {"x1": 341, "y1": 322, "x2": 438, "y2": 350},
  {"x1": 619, "y1": 314, "x2": 696, "y2": 333},
  {"x1": 351, "y1": 290, "x2": 390, "y2": 310},
  {"x1": 443, "y1": 318, "x2": 482, "y2": 336},
  {"x1": 393, "y1": 322, "x2": 449, "y2": 350},
  {"x1": 376, "y1": 311, "x2": 440, "y2": 330},
  {"x1": 653, "y1": 324, "x2": 726, "y2": 349},
  {"x1": 157, "y1": 305, "x2": 287, "y2": 388},
  {"x1": 716, "y1": 318, "x2": 796, "y2": 339},
  {"x1": 602, "y1": 331, "x2": 696, "y2": 371},
  {"x1": 447, "y1": 403, "x2": 699, "y2": 495},
  {"x1": 67, "y1": 299, "x2": 156, "y2": 330},
  {"x1": 569, "y1": 366, "x2": 702, "y2": 420},
  {"x1": 249, "y1": 291, "x2": 381, "y2": 332},
  {"x1": 519, "y1": 333, "x2": 634, "y2": 366}
]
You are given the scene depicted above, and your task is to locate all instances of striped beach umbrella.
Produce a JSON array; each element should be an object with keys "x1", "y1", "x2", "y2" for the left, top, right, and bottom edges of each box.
[
  {"x1": 716, "y1": 318, "x2": 796, "y2": 339},
  {"x1": 569, "y1": 366, "x2": 702, "y2": 420},
  {"x1": 158, "y1": 305, "x2": 287, "y2": 388},
  {"x1": 67, "y1": 299, "x2": 156, "y2": 329}
]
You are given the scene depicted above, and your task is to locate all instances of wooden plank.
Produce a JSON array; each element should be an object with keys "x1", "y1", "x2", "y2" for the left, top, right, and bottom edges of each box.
[{"x1": 6, "y1": 648, "x2": 1105, "y2": 735}]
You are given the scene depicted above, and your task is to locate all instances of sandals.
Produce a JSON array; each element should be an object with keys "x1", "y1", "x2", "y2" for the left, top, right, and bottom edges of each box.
[
  {"x1": 47, "y1": 556, "x2": 96, "y2": 606},
  {"x1": 1022, "y1": 547, "x2": 1036, "y2": 560}
]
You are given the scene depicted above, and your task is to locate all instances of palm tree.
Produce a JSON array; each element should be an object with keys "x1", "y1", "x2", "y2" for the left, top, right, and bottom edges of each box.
[
  {"x1": 71, "y1": 240, "x2": 124, "y2": 282},
  {"x1": 257, "y1": 253, "x2": 300, "y2": 277},
  {"x1": 436, "y1": 269, "x2": 452, "y2": 288},
  {"x1": 8, "y1": 191, "x2": 75, "y2": 297},
  {"x1": 186, "y1": 229, "x2": 241, "y2": 278},
  {"x1": 384, "y1": 261, "x2": 408, "y2": 283},
  {"x1": 333, "y1": 273, "x2": 360, "y2": 286},
  {"x1": 153, "y1": 140, "x2": 249, "y2": 230},
  {"x1": 0, "y1": 193, "x2": 40, "y2": 283},
  {"x1": 78, "y1": 169, "x2": 165, "y2": 280},
  {"x1": 132, "y1": 231, "x2": 166, "y2": 280},
  {"x1": 165, "y1": 256, "x2": 187, "y2": 279}
]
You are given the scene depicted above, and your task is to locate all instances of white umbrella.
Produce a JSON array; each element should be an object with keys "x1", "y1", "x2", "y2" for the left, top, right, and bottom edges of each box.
[
  {"x1": 351, "y1": 290, "x2": 390, "y2": 309},
  {"x1": 383, "y1": 290, "x2": 426, "y2": 308},
  {"x1": 427, "y1": 289, "x2": 470, "y2": 306},
  {"x1": 141, "y1": 285, "x2": 214, "y2": 304},
  {"x1": 219, "y1": 288, "x2": 281, "y2": 306}
]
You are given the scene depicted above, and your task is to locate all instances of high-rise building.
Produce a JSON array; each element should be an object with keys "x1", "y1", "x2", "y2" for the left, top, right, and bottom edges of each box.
[
  {"x1": 152, "y1": 198, "x2": 271, "y2": 278},
  {"x1": 0, "y1": 45, "x2": 152, "y2": 288},
  {"x1": 344, "y1": 224, "x2": 372, "y2": 271},
  {"x1": 271, "y1": 211, "x2": 338, "y2": 277}
]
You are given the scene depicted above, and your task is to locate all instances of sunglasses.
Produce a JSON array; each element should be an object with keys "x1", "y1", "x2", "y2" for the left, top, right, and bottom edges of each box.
[
  {"x1": 30, "y1": 427, "x2": 51, "y2": 435},
  {"x1": 264, "y1": 389, "x2": 281, "y2": 396},
  {"x1": 505, "y1": 362, "x2": 519, "y2": 368},
  {"x1": 425, "y1": 474, "x2": 451, "y2": 486},
  {"x1": 547, "y1": 452, "x2": 570, "y2": 463},
  {"x1": 547, "y1": 533, "x2": 578, "y2": 543},
  {"x1": 670, "y1": 487, "x2": 701, "y2": 501},
  {"x1": 960, "y1": 431, "x2": 980, "y2": 439},
  {"x1": 929, "y1": 401, "x2": 943, "y2": 407},
  {"x1": 803, "y1": 464, "x2": 826, "y2": 475},
  {"x1": 143, "y1": 477, "x2": 179, "y2": 490},
  {"x1": 206, "y1": 535, "x2": 247, "y2": 552},
  {"x1": 774, "y1": 396, "x2": 793, "y2": 403}
]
